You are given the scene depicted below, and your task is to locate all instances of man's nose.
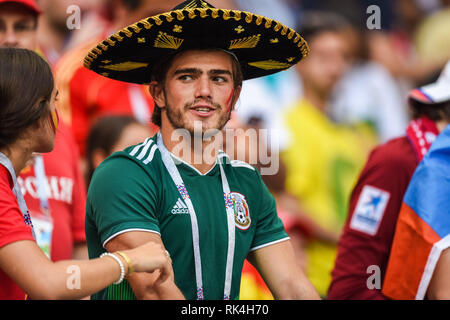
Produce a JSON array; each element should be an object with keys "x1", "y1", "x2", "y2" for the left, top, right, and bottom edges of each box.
[
  {"x1": 195, "y1": 76, "x2": 213, "y2": 99},
  {"x1": 1, "y1": 29, "x2": 19, "y2": 47}
]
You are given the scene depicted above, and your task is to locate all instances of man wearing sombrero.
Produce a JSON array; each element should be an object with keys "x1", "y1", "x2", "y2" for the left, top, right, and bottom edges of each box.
[{"x1": 84, "y1": 0, "x2": 319, "y2": 300}]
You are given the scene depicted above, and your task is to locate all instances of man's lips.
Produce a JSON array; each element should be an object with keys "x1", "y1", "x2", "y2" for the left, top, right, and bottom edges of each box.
[{"x1": 189, "y1": 105, "x2": 217, "y2": 117}]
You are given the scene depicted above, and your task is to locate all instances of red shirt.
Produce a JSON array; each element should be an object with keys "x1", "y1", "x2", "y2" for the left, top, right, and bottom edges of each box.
[
  {"x1": 0, "y1": 165, "x2": 34, "y2": 300},
  {"x1": 18, "y1": 121, "x2": 87, "y2": 261},
  {"x1": 328, "y1": 137, "x2": 418, "y2": 299}
]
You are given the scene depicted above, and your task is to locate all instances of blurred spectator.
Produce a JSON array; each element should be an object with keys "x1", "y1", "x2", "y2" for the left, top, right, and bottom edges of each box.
[
  {"x1": 53, "y1": 0, "x2": 185, "y2": 165},
  {"x1": 414, "y1": 6, "x2": 450, "y2": 65},
  {"x1": 366, "y1": 0, "x2": 448, "y2": 89},
  {"x1": 36, "y1": 0, "x2": 103, "y2": 65},
  {"x1": 329, "y1": 61, "x2": 450, "y2": 300},
  {"x1": 234, "y1": 0, "x2": 296, "y2": 28},
  {"x1": 85, "y1": 115, "x2": 152, "y2": 187},
  {"x1": 280, "y1": 11, "x2": 376, "y2": 297},
  {"x1": 0, "y1": 0, "x2": 88, "y2": 262},
  {"x1": 330, "y1": 23, "x2": 409, "y2": 142}
]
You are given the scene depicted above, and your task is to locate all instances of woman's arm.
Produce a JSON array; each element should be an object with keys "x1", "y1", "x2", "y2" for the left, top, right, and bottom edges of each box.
[{"x1": 0, "y1": 239, "x2": 171, "y2": 299}]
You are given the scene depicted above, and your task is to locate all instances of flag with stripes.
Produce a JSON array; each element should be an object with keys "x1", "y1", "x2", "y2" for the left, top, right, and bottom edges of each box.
[{"x1": 382, "y1": 125, "x2": 450, "y2": 300}]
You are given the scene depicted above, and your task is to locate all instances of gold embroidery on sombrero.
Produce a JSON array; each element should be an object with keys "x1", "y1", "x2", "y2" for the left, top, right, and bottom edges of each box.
[
  {"x1": 188, "y1": 10, "x2": 197, "y2": 19},
  {"x1": 235, "y1": 25, "x2": 244, "y2": 34},
  {"x1": 264, "y1": 18, "x2": 273, "y2": 29},
  {"x1": 154, "y1": 31, "x2": 184, "y2": 49},
  {"x1": 270, "y1": 38, "x2": 279, "y2": 44},
  {"x1": 101, "y1": 60, "x2": 111, "y2": 64},
  {"x1": 176, "y1": 10, "x2": 186, "y2": 20},
  {"x1": 129, "y1": 23, "x2": 142, "y2": 33},
  {"x1": 222, "y1": 9, "x2": 231, "y2": 20},
  {"x1": 248, "y1": 60, "x2": 292, "y2": 70},
  {"x1": 288, "y1": 29, "x2": 296, "y2": 40},
  {"x1": 137, "y1": 37, "x2": 146, "y2": 43},
  {"x1": 112, "y1": 33, "x2": 124, "y2": 42},
  {"x1": 287, "y1": 57, "x2": 295, "y2": 62},
  {"x1": 121, "y1": 29, "x2": 133, "y2": 37},
  {"x1": 245, "y1": 12, "x2": 253, "y2": 23},
  {"x1": 100, "y1": 61, "x2": 149, "y2": 72},
  {"x1": 183, "y1": 0, "x2": 197, "y2": 9},
  {"x1": 229, "y1": 34, "x2": 260, "y2": 50},
  {"x1": 274, "y1": 21, "x2": 283, "y2": 32},
  {"x1": 173, "y1": 25, "x2": 183, "y2": 33},
  {"x1": 151, "y1": 16, "x2": 163, "y2": 25},
  {"x1": 162, "y1": 12, "x2": 174, "y2": 22},
  {"x1": 105, "y1": 38, "x2": 116, "y2": 46},
  {"x1": 255, "y1": 15, "x2": 263, "y2": 26},
  {"x1": 141, "y1": 19, "x2": 152, "y2": 29}
]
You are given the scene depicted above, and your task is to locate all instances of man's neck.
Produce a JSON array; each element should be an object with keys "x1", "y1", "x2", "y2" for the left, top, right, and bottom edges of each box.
[
  {"x1": 160, "y1": 126, "x2": 222, "y2": 175},
  {"x1": 302, "y1": 85, "x2": 329, "y2": 113}
]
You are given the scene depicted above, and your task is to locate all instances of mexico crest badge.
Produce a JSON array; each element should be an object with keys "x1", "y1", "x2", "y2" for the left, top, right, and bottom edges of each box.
[{"x1": 231, "y1": 192, "x2": 251, "y2": 230}]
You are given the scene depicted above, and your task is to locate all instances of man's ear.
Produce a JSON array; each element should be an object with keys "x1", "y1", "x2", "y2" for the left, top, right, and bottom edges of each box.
[
  {"x1": 231, "y1": 85, "x2": 242, "y2": 110},
  {"x1": 149, "y1": 81, "x2": 166, "y2": 108}
]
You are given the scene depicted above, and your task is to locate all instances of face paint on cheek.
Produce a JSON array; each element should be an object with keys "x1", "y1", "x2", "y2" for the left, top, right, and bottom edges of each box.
[
  {"x1": 50, "y1": 109, "x2": 59, "y2": 134},
  {"x1": 226, "y1": 88, "x2": 234, "y2": 113}
]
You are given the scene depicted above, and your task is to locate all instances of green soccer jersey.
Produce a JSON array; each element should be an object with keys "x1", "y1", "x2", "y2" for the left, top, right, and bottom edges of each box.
[{"x1": 85, "y1": 134, "x2": 289, "y2": 300}]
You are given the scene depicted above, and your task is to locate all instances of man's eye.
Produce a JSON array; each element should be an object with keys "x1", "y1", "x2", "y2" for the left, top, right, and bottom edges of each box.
[
  {"x1": 15, "y1": 24, "x2": 33, "y2": 32},
  {"x1": 178, "y1": 75, "x2": 193, "y2": 81},
  {"x1": 213, "y1": 77, "x2": 227, "y2": 83}
]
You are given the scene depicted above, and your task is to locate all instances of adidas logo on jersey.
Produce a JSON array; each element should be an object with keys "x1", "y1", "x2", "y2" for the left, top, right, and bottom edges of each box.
[{"x1": 171, "y1": 198, "x2": 189, "y2": 214}]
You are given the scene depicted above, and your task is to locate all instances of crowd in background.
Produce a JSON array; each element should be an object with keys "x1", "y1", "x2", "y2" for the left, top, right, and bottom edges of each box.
[{"x1": 1, "y1": 0, "x2": 450, "y2": 299}]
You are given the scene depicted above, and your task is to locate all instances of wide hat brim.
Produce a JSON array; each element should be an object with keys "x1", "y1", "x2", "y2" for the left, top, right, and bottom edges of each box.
[{"x1": 83, "y1": 7, "x2": 309, "y2": 84}]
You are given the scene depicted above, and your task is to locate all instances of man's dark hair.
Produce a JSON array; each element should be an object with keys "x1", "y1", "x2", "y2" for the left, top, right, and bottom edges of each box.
[
  {"x1": 0, "y1": 48, "x2": 54, "y2": 149},
  {"x1": 295, "y1": 11, "x2": 351, "y2": 42},
  {"x1": 122, "y1": 0, "x2": 142, "y2": 11},
  {"x1": 150, "y1": 49, "x2": 243, "y2": 127}
]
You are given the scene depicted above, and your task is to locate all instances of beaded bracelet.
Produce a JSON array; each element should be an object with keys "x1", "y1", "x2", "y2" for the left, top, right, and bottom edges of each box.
[{"x1": 100, "y1": 252, "x2": 125, "y2": 285}]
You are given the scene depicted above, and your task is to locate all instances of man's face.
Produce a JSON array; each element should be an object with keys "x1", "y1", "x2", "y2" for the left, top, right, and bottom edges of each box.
[
  {"x1": 153, "y1": 50, "x2": 240, "y2": 135},
  {"x1": 0, "y1": 3, "x2": 37, "y2": 49},
  {"x1": 296, "y1": 31, "x2": 349, "y2": 97}
]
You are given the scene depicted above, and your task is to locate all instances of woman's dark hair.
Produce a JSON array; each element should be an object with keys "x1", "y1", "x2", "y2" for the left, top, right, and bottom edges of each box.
[
  {"x1": 409, "y1": 99, "x2": 450, "y2": 122},
  {"x1": 85, "y1": 115, "x2": 141, "y2": 185},
  {"x1": 150, "y1": 48, "x2": 244, "y2": 127},
  {"x1": 0, "y1": 48, "x2": 54, "y2": 149}
]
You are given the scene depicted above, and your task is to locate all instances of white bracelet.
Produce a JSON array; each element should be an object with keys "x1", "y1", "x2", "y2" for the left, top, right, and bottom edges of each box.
[{"x1": 100, "y1": 252, "x2": 125, "y2": 285}]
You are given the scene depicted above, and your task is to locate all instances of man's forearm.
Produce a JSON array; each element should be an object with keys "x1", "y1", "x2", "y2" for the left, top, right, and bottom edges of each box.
[
  {"x1": 273, "y1": 277, "x2": 321, "y2": 300},
  {"x1": 129, "y1": 272, "x2": 185, "y2": 300}
]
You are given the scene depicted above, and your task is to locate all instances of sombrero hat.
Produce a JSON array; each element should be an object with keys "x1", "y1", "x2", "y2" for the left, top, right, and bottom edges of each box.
[{"x1": 83, "y1": 0, "x2": 309, "y2": 84}]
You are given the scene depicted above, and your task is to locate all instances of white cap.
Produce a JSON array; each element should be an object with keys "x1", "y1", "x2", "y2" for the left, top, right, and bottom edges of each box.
[{"x1": 409, "y1": 60, "x2": 450, "y2": 105}]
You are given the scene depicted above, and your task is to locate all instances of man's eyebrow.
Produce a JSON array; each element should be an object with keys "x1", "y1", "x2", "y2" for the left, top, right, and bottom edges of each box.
[
  {"x1": 174, "y1": 68, "x2": 202, "y2": 75},
  {"x1": 209, "y1": 69, "x2": 232, "y2": 76},
  {"x1": 173, "y1": 68, "x2": 232, "y2": 76}
]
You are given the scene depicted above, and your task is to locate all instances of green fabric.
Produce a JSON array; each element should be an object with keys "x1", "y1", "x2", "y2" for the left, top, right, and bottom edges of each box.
[{"x1": 86, "y1": 134, "x2": 288, "y2": 300}]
